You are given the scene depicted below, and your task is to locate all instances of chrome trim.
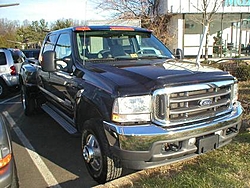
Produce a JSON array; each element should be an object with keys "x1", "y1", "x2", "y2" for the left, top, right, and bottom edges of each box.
[
  {"x1": 171, "y1": 89, "x2": 231, "y2": 103},
  {"x1": 154, "y1": 80, "x2": 234, "y2": 95},
  {"x1": 38, "y1": 86, "x2": 64, "y2": 104},
  {"x1": 152, "y1": 80, "x2": 235, "y2": 126},
  {"x1": 170, "y1": 98, "x2": 230, "y2": 114},
  {"x1": 103, "y1": 102, "x2": 243, "y2": 151}
]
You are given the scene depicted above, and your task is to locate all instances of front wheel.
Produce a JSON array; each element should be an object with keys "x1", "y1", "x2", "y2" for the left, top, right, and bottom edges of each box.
[
  {"x1": 81, "y1": 119, "x2": 122, "y2": 183},
  {"x1": 0, "y1": 80, "x2": 8, "y2": 98},
  {"x1": 21, "y1": 85, "x2": 35, "y2": 116}
]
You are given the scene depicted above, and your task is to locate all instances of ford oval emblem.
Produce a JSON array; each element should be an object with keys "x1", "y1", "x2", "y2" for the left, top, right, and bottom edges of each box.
[{"x1": 199, "y1": 99, "x2": 212, "y2": 106}]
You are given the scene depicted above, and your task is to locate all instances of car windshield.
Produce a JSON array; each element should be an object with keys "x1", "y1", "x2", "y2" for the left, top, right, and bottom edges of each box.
[{"x1": 75, "y1": 30, "x2": 174, "y2": 62}]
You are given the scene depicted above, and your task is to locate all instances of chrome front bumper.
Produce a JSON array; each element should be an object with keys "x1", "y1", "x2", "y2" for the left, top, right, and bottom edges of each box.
[{"x1": 103, "y1": 103, "x2": 243, "y2": 169}]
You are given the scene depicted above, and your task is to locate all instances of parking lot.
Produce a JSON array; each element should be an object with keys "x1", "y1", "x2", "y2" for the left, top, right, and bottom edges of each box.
[{"x1": 0, "y1": 92, "x2": 99, "y2": 188}]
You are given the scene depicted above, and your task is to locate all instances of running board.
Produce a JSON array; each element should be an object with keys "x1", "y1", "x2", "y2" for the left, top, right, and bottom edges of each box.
[{"x1": 41, "y1": 104, "x2": 77, "y2": 135}]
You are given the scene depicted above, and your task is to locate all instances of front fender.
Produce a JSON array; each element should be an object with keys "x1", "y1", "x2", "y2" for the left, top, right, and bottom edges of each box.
[
  {"x1": 75, "y1": 86, "x2": 114, "y2": 131},
  {"x1": 19, "y1": 63, "x2": 39, "y2": 86}
]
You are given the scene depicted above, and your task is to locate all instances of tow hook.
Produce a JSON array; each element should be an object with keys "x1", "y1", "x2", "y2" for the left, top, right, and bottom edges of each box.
[{"x1": 226, "y1": 127, "x2": 238, "y2": 135}]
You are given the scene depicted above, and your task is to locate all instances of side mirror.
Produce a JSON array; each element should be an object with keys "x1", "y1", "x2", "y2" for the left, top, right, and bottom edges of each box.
[
  {"x1": 175, "y1": 48, "x2": 183, "y2": 60},
  {"x1": 41, "y1": 51, "x2": 56, "y2": 72}
]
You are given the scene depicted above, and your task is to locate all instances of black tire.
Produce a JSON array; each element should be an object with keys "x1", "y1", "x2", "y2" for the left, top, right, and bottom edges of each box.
[
  {"x1": 81, "y1": 119, "x2": 122, "y2": 183},
  {"x1": 21, "y1": 85, "x2": 35, "y2": 116},
  {"x1": 11, "y1": 160, "x2": 19, "y2": 188},
  {"x1": 0, "y1": 79, "x2": 8, "y2": 98}
]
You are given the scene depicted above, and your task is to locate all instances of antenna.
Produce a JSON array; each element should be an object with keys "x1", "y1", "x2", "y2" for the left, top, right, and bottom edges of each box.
[
  {"x1": 83, "y1": 0, "x2": 87, "y2": 26},
  {"x1": 83, "y1": 31, "x2": 86, "y2": 66},
  {"x1": 82, "y1": 0, "x2": 88, "y2": 66}
]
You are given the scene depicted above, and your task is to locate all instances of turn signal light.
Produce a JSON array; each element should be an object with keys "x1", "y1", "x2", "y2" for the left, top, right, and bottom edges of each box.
[{"x1": 0, "y1": 153, "x2": 12, "y2": 168}]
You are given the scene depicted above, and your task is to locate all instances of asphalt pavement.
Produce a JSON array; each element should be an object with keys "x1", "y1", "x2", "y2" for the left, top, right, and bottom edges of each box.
[{"x1": 0, "y1": 92, "x2": 98, "y2": 187}]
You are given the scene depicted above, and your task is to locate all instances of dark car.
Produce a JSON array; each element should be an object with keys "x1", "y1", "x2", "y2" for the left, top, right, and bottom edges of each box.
[
  {"x1": 0, "y1": 114, "x2": 18, "y2": 187},
  {"x1": 22, "y1": 49, "x2": 40, "y2": 60}
]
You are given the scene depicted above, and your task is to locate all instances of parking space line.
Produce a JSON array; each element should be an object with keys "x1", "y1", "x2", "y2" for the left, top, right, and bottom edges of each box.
[
  {"x1": 3, "y1": 111, "x2": 62, "y2": 188},
  {"x1": 0, "y1": 94, "x2": 21, "y2": 105}
]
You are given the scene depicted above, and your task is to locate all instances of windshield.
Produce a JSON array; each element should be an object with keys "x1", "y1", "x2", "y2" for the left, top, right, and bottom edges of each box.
[{"x1": 75, "y1": 30, "x2": 174, "y2": 62}]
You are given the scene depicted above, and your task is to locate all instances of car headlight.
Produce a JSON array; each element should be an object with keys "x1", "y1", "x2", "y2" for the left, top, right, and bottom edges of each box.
[
  {"x1": 112, "y1": 95, "x2": 152, "y2": 123},
  {"x1": 232, "y1": 82, "x2": 238, "y2": 105}
]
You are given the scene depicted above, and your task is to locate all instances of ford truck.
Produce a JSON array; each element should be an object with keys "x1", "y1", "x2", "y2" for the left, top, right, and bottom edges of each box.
[{"x1": 19, "y1": 26, "x2": 243, "y2": 183}]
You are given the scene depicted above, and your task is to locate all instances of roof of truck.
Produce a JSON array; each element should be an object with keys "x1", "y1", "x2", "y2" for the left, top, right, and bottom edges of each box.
[{"x1": 50, "y1": 25, "x2": 152, "y2": 33}]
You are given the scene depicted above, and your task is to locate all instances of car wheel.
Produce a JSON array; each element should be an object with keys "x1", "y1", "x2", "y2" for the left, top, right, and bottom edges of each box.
[
  {"x1": 81, "y1": 119, "x2": 122, "y2": 183},
  {"x1": 0, "y1": 80, "x2": 8, "y2": 98},
  {"x1": 21, "y1": 85, "x2": 35, "y2": 116}
]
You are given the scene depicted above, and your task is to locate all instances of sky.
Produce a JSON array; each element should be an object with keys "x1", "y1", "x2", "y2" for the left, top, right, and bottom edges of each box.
[{"x1": 0, "y1": 0, "x2": 110, "y2": 23}]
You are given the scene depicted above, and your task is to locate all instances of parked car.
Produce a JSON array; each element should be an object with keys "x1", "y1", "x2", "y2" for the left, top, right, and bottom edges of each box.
[
  {"x1": 0, "y1": 114, "x2": 18, "y2": 187},
  {"x1": 0, "y1": 48, "x2": 26, "y2": 98}
]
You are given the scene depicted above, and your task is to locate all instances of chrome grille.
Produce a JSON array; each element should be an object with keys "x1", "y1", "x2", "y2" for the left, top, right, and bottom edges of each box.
[{"x1": 153, "y1": 80, "x2": 234, "y2": 127}]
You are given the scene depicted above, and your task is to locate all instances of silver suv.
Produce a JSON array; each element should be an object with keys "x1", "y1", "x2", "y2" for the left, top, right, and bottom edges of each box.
[{"x1": 0, "y1": 48, "x2": 25, "y2": 98}]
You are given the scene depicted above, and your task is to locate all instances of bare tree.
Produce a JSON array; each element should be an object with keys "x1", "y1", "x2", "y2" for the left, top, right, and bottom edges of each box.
[
  {"x1": 192, "y1": 0, "x2": 224, "y2": 60},
  {"x1": 0, "y1": 19, "x2": 19, "y2": 47},
  {"x1": 93, "y1": 0, "x2": 176, "y2": 46},
  {"x1": 94, "y1": 0, "x2": 154, "y2": 18}
]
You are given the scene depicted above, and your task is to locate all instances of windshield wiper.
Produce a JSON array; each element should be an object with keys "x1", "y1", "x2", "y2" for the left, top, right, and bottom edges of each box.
[{"x1": 114, "y1": 56, "x2": 138, "y2": 60}]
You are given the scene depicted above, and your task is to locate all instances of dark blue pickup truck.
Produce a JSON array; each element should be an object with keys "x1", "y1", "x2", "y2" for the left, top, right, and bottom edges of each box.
[{"x1": 19, "y1": 25, "x2": 243, "y2": 183}]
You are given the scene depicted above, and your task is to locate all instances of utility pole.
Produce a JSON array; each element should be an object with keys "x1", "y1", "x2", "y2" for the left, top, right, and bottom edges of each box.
[{"x1": 0, "y1": 3, "x2": 19, "y2": 8}]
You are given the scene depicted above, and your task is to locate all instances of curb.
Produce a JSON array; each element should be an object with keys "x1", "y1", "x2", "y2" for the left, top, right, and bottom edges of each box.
[{"x1": 93, "y1": 170, "x2": 145, "y2": 188}]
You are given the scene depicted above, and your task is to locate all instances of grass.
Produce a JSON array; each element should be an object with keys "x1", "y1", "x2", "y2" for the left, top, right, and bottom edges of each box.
[
  {"x1": 238, "y1": 81, "x2": 250, "y2": 126},
  {"x1": 132, "y1": 81, "x2": 250, "y2": 188}
]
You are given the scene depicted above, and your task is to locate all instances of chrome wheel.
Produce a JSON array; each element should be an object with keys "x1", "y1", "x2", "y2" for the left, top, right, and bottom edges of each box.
[
  {"x1": 82, "y1": 133, "x2": 102, "y2": 171},
  {"x1": 81, "y1": 119, "x2": 122, "y2": 183}
]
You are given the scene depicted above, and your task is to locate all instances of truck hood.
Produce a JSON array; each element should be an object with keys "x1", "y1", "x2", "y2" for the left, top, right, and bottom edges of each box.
[{"x1": 87, "y1": 59, "x2": 234, "y2": 95}]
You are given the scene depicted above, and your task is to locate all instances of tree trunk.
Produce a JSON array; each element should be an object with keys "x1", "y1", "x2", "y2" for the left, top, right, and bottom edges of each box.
[{"x1": 205, "y1": 31, "x2": 209, "y2": 60}]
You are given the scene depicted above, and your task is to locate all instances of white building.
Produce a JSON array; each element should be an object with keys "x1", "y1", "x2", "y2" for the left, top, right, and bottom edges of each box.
[{"x1": 159, "y1": 0, "x2": 250, "y2": 57}]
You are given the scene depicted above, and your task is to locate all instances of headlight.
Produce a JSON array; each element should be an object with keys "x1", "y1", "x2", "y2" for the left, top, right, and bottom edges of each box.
[
  {"x1": 232, "y1": 82, "x2": 238, "y2": 104},
  {"x1": 112, "y1": 95, "x2": 151, "y2": 123}
]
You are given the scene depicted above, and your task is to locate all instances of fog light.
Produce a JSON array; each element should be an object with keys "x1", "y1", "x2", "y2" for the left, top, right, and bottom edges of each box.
[{"x1": 188, "y1": 138, "x2": 196, "y2": 146}]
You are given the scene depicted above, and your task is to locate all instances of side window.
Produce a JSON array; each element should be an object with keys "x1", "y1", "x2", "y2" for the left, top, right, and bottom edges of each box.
[
  {"x1": 39, "y1": 34, "x2": 57, "y2": 63},
  {"x1": 0, "y1": 52, "x2": 7, "y2": 65},
  {"x1": 43, "y1": 34, "x2": 57, "y2": 53},
  {"x1": 55, "y1": 33, "x2": 72, "y2": 72}
]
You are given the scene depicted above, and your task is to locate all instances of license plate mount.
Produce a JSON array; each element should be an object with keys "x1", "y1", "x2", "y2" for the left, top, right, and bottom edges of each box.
[{"x1": 196, "y1": 134, "x2": 219, "y2": 154}]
